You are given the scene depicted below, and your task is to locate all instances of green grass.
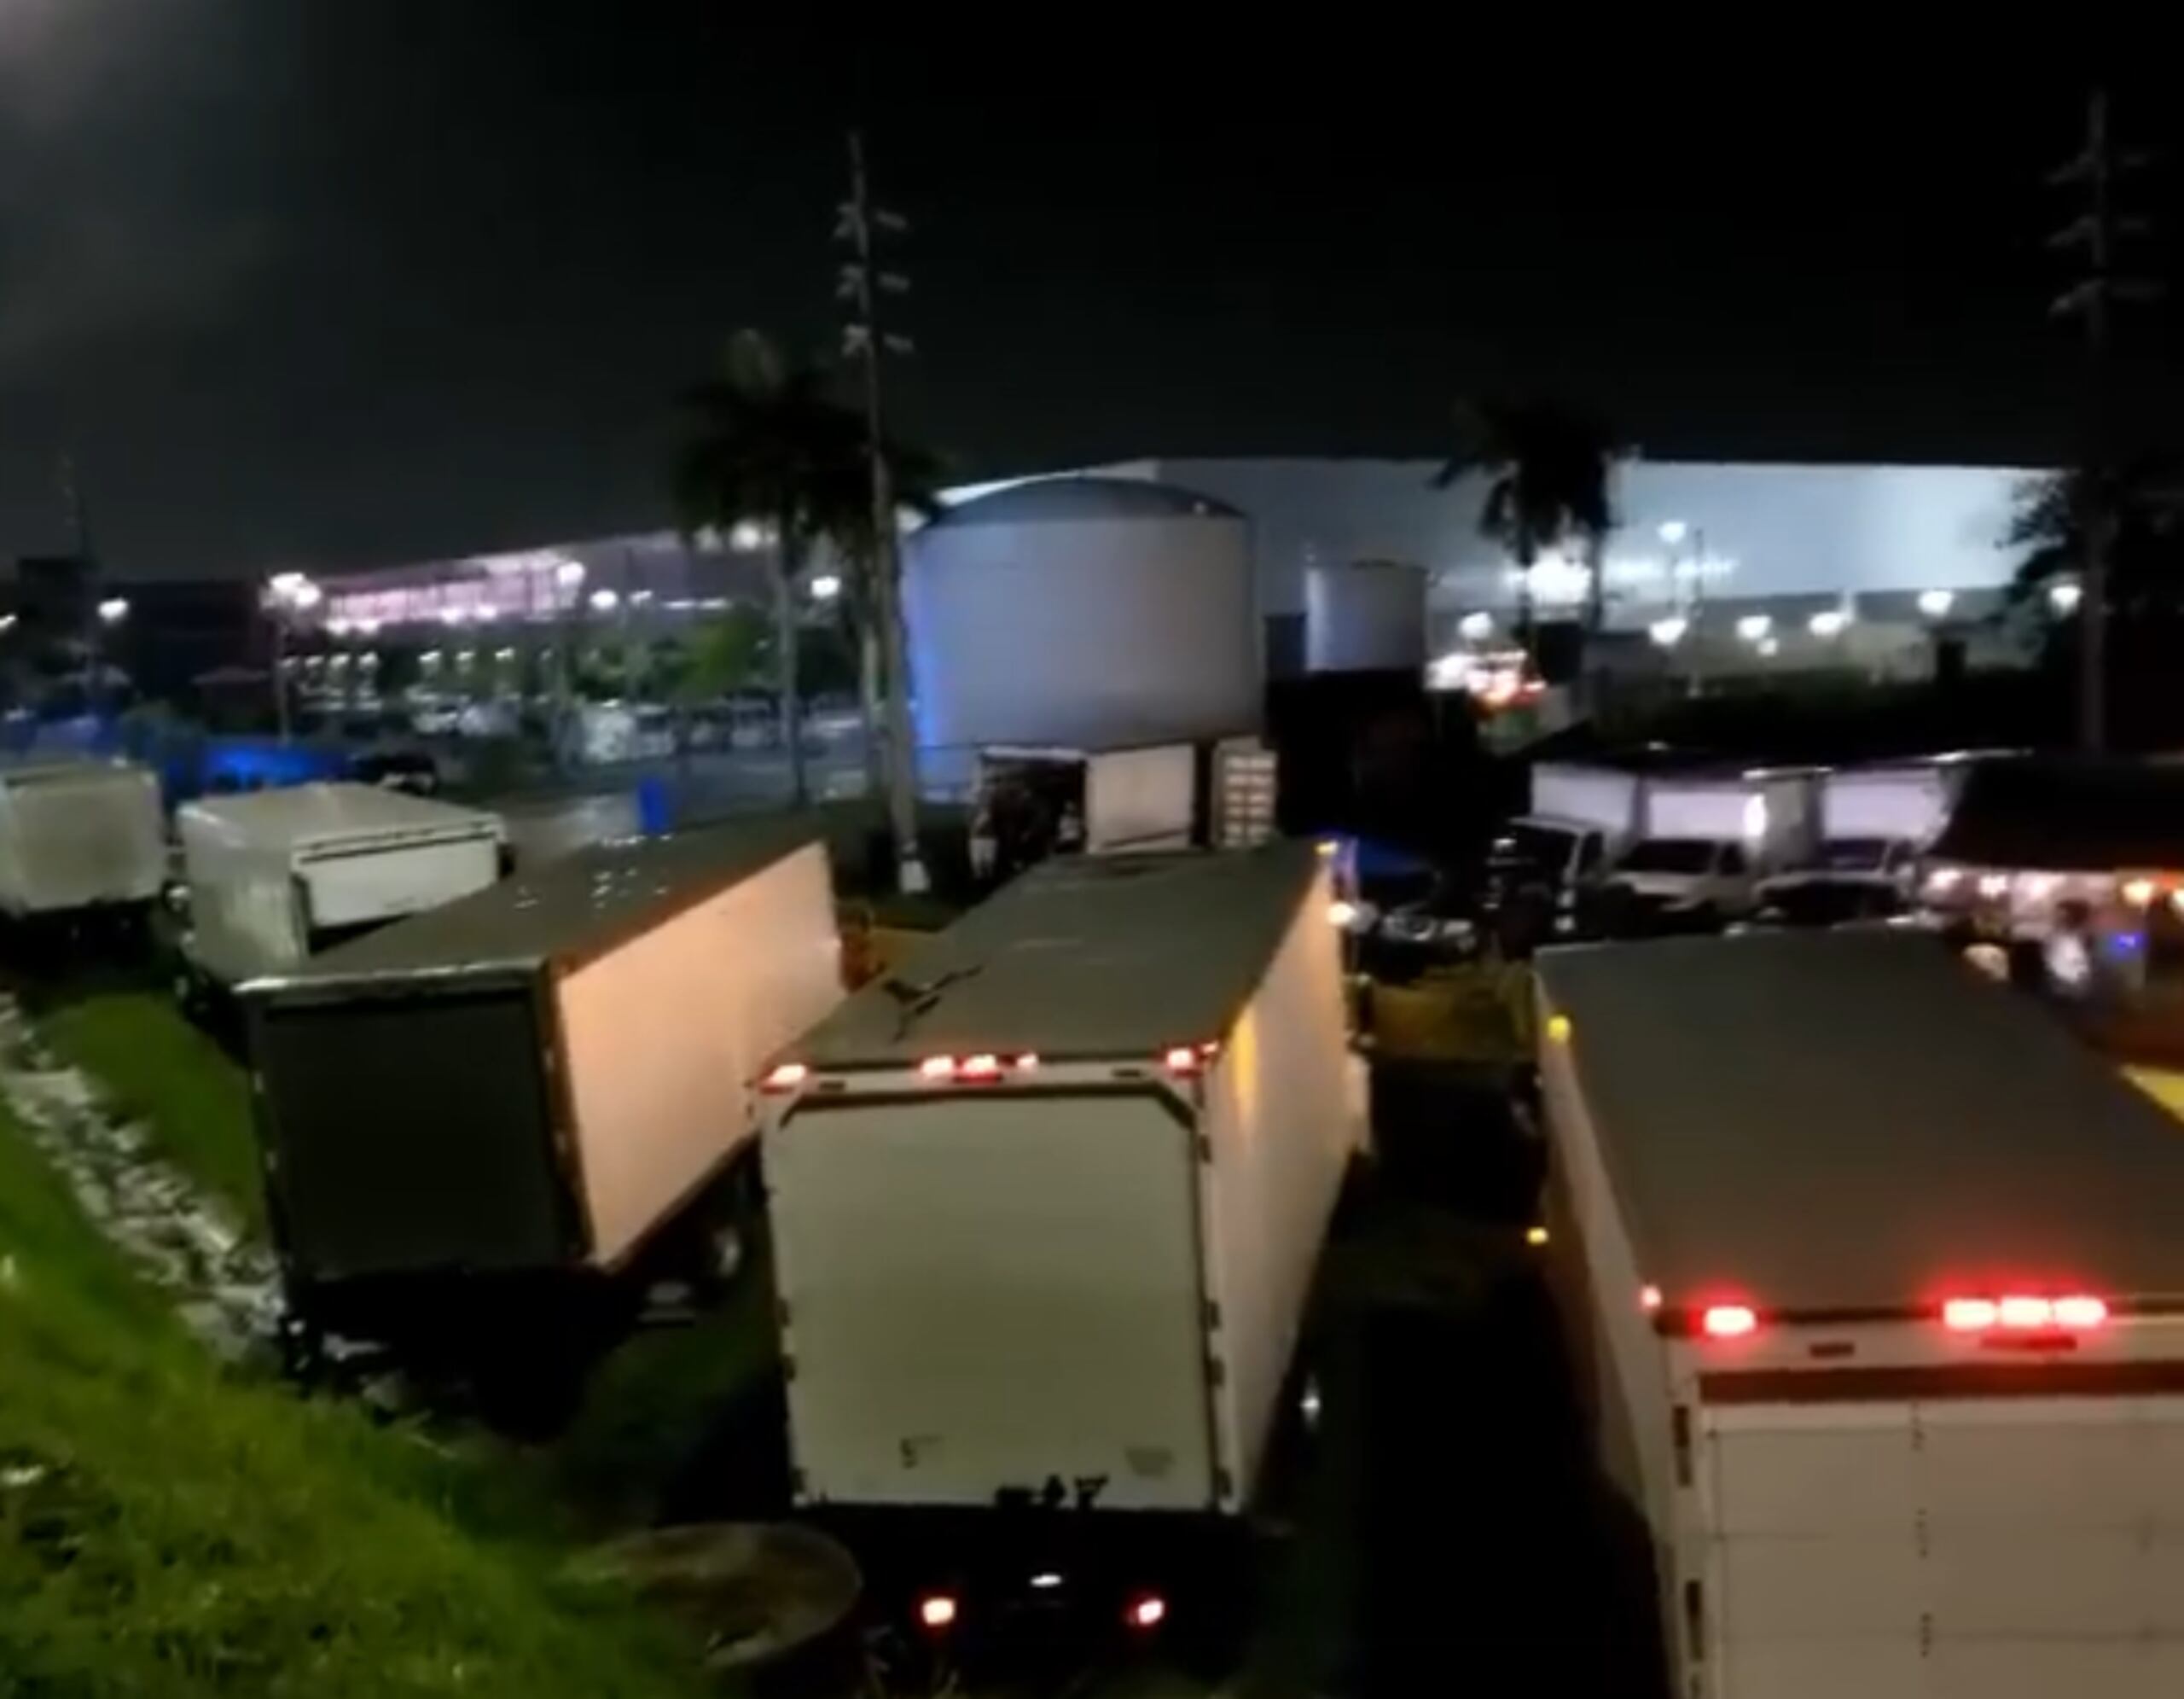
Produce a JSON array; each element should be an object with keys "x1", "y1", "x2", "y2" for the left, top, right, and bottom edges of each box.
[
  {"x1": 40, "y1": 992, "x2": 265, "y2": 1236},
  {"x1": 0, "y1": 1108, "x2": 714, "y2": 1697}
]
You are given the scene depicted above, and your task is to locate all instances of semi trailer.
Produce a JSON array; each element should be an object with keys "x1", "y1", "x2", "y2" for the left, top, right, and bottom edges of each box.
[
  {"x1": 759, "y1": 842, "x2": 1356, "y2": 1639},
  {"x1": 1536, "y1": 928, "x2": 2184, "y2": 1698},
  {"x1": 174, "y1": 783, "x2": 506, "y2": 1002},
  {"x1": 241, "y1": 819, "x2": 841, "y2": 1338}
]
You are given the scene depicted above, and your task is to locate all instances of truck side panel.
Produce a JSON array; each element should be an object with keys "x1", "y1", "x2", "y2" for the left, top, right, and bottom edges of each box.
[
  {"x1": 299, "y1": 835, "x2": 500, "y2": 931},
  {"x1": 1821, "y1": 769, "x2": 1950, "y2": 847},
  {"x1": 1086, "y1": 745, "x2": 1198, "y2": 853},
  {"x1": 182, "y1": 812, "x2": 304, "y2": 985},
  {"x1": 770, "y1": 1090, "x2": 1216, "y2": 1510},
  {"x1": 1537, "y1": 994, "x2": 1684, "y2": 1668},
  {"x1": 1199, "y1": 858, "x2": 1356, "y2": 1505},
  {"x1": 1641, "y1": 783, "x2": 1750, "y2": 844},
  {"x1": 557, "y1": 841, "x2": 840, "y2": 1267},
  {"x1": 1531, "y1": 763, "x2": 1641, "y2": 841}
]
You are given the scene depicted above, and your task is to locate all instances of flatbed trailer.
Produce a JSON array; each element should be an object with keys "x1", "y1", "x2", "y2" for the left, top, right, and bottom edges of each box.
[{"x1": 1536, "y1": 929, "x2": 2184, "y2": 1698}]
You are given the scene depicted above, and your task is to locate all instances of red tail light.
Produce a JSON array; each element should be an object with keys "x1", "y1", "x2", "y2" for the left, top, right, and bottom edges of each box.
[
  {"x1": 761, "y1": 1062, "x2": 808, "y2": 1092},
  {"x1": 1943, "y1": 1293, "x2": 2109, "y2": 1333},
  {"x1": 916, "y1": 1593, "x2": 959, "y2": 1632},
  {"x1": 1124, "y1": 1593, "x2": 1167, "y2": 1631},
  {"x1": 1163, "y1": 1045, "x2": 1201, "y2": 1076},
  {"x1": 1701, "y1": 1305, "x2": 1758, "y2": 1339},
  {"x1": 918, "y1": 1056, "x2": 957, "y2": 1081},
  {"x1": 958, "y1": 1053, "x2": 1003, "y2": 1081}
]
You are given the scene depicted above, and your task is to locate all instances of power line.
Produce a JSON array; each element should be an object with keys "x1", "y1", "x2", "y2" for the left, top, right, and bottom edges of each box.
[{"x1": 2048, "y1": 87, "x2": 2161, "y2": 753}]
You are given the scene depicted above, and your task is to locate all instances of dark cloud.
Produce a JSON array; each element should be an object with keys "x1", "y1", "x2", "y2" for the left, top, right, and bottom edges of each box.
[{"x1": 0, "y1": 18, "x2": 2158, "y2": 578}]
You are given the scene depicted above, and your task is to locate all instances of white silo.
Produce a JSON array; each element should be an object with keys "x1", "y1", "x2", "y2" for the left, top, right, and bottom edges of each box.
[
  {"x1": 1305, "y1": 559, "x2": 1428, "y2": 674},
  {"x1": 904, "y1": 478, "x2": 1259, "y2": 752}
]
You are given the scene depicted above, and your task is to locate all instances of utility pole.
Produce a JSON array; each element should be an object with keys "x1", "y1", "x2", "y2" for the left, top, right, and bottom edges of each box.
[
  {"x1": 838, "y1": 128, "x2": 928, "y2": 894},
  {"x1": 2049, "y1": 88, "x2": 2159, "y2": 753},
  {"x1": 59, "y1": 451, "x2": 102, "y2": 723}
]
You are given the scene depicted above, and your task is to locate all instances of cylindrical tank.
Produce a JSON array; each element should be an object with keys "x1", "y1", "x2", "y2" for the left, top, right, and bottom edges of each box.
[
  {"x1": 904, "y1": 478, "x2": 1258, "y2": 751},
  {"x1": 1305, "y1": 559, "x2": 1428, "y2": 674}
]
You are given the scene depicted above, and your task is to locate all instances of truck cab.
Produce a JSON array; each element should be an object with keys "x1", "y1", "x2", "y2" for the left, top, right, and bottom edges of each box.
[
  {"x1": 1485, "y1": 815, "x2": 1616, "y2": 936},
  {"x1": 1755, "y1": 835, "x2": 1918, "y2": 926},
  {"x1": 1603, "y1": 836, "x2": 1757, "y2": 928}
]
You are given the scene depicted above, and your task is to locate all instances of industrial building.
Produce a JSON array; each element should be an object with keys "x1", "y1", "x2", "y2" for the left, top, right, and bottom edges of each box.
[{"x1": 282, "y1": 455, "x2": 2050, "y2": 740}]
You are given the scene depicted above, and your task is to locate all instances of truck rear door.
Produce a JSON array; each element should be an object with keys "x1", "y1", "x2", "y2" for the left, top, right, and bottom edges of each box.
[
  {"x1": 1699, "y1": 1385, "x2": 2184, "y2": 1697},
  {"x1": 770, "y1": 1088, "x2": 1215, "y2": 1512}
]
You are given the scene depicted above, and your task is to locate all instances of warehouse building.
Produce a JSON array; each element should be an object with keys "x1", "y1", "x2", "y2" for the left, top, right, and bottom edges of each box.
[{"x1": 290, "y1": 456, "x2": 2050, "y2": 722}]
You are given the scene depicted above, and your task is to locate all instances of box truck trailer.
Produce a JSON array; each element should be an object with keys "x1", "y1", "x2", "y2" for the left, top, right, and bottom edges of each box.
[
  {"x1": 241, "y1": 819, "x2": 841, "y2": 1339},
  {"x1": 1758, "y1": 762, "x2": 1972, "y2": 924},
  {"x1": 0, "y1": 759, "x2": 166, "y2": 923},
  {"x1": 175, "y1": 783, "x2": 506, "y2": 1003},
  {"x1": 760, "y1": 842, "x2": 1356, "y2": 1638},
  {"x1": 1536, "y1": 928, "x2": 2184, "y2": 1699}
]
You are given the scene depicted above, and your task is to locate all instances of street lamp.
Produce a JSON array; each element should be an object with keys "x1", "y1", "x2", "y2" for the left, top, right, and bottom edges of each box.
[
  {"x1": 1647, "y1": 615, "x2": 1689, "y2": 648},
  {"x1": 1917, "y1": 588, "x2": 1955, "y2": 620},
  {"x1": 264, "y1": 573, "x2": 322, "y2": 742},
  {"x1": 2048, "y1": 579, "x2": 2083, "y2": 615},
  {"x1": 810, "y1": 573, "x2": 843, "y2": 602},
  {"x1": 1809, "y1": 608, "x2": 1849, "y2": 639},
  {"x1": 1657, "y1": 520, "x2": 1689, "y2": 546},
  {"x1": 96, "y1": 597, "x2": 129, "y2": 625},
  {"x1": 589, "y1": 588, "x2": 620, "y2": 614},
  {"x1": 1735, "y1": 614, "x2": 1772, "y2": 643}
]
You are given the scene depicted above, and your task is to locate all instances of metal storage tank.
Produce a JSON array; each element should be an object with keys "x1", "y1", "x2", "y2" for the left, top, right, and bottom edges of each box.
[
  {"x1": 1305, "y1": 558, "x2": 1428, "y2": 673},
  {"x1": 905, "y1": 477, "x2": 1259, "y2": 751}
]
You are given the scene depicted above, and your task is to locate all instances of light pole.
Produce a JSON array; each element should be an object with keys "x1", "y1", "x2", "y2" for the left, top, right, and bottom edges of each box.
[
  {"x1": 264, "y1": 573, "x2": 322, "y2": 742},
  {"x1": 90, "y1": 597, "x2": 128, "y2": 724}
]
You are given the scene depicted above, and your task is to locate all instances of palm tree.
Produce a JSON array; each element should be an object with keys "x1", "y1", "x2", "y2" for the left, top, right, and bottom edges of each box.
[
  {"x1": 672, "y1": 331, "x2": 871, "y2": 806},
  {"x1": 1434, "y1": 398, "x2": 1618, "y2": 685},
  {"x1": 819, "y1": 437, "x2": 944, "y2": 802}
]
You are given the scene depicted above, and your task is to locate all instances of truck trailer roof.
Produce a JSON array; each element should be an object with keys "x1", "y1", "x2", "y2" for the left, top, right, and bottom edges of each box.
[
  {"x1": 251, "y1": 814, "x2": 818, "y2": 986},
  {"x1": 180, "y1": 782, "x2": 499, "y2": 855},
  {"x1": 795, "y1": 841, "x2": 1322, "y2": 1066},
  {"x1": 1536, "y1": 929, "x2": 2184, "y2": 1313}
]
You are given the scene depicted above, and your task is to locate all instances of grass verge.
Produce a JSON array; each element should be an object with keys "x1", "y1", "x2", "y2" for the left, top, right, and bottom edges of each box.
[
  {"x1": 39, "y1": 991, "x2": 266, "y2": 1236},
  {"x1": 0, "y1": 1105, "x2": 712, "y2": 1697}
]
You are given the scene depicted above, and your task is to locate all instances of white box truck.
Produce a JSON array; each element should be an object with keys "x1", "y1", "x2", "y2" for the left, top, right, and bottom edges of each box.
[
  {"x1": 0, "y1": 759, "x2": 166, "y2": 922},
  {"x1": 1492, "y1": 761, "x2": 1647, "y2": 934},
  {"x1": 975, "y1": 739, "x2": 1199, "y2": 870},
  {"x1": 1758, "y1": 761, "x2": 1971, "y2": 924},
  {"x1": 1536, "y1": 929, "x2": 2184, "y2": 1699},
  {"x1": 241, "y1": 820, "x2": 841, "y2": 1339},
  {"x1": 174, "y1": 783, "x2": 505, "y2": 1001},
  {"x1": 760, "y1": 842, "x2": 1356, "y2": 1638},
  {"x1": 1605, "y1": 770, "x2": 1818, "y2": 924}
]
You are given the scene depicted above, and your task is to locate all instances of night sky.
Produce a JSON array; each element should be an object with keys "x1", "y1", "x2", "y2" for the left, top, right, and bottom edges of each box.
[{"x1": 0, "y1": 12, "x2": 2163, "y2": 577}]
